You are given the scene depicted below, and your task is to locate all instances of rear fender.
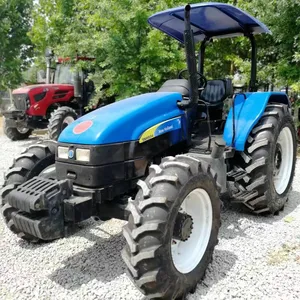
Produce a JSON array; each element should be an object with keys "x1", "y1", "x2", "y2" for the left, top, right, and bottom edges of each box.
[{"x1": 223, "y1": 92, "x2": 290, "y2": 151}]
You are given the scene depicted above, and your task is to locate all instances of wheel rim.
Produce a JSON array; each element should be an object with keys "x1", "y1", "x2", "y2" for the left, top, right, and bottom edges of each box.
[
  {"x1": 171, "y1": 188, "x2": 212, "y2": 274},
  {"x1": 62, "y1": 116, "x2": 75, "y2": 130},
  {"x1": 40, "y1": 165, "x2": 56, "y2": 179},
  {"x1": 17, "y1": 127, "x2": 30, "y2": 134},
  {"x1": 273, "y1": 126, "x2": 294, "y2": 195}
]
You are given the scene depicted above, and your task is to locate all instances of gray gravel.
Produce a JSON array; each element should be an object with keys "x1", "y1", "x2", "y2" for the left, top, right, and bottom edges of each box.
[{"x1": 1, "y1": 133, "x2": 300, "y2": 300}]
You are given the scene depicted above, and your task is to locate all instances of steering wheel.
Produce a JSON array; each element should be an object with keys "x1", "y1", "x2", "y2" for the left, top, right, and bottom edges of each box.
[{"x1": 178, "y1": 69, "x2": 207, "y2": 90}]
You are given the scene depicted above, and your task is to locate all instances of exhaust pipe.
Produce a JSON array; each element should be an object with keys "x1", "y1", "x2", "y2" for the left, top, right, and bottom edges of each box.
[
  {"x1": 46, "y1": 58, "x2": 51, "y2": 84},
  {"x1": 178, "y1": 4, "x2": 198, "y2": 109},
  {"x1": 45, "y1": 48, "x2": 54, "y2": 84},
  {"x1": 74, "y1": 71, "x2": 82, "y2": 99}
]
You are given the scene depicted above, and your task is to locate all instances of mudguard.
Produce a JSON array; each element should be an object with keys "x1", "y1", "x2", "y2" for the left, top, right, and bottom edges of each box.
[
  {"x1": 58, "y1": 92, "x2": 186, "y2": 145},
  {"x1": 223, "y1": 92, "x2": 290, "y2": 151}
]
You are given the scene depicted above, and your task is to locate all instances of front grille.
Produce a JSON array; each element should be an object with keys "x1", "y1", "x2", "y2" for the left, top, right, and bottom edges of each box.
[{"x1": 12, "y1": 93, "x2": 28, "y2": 111}]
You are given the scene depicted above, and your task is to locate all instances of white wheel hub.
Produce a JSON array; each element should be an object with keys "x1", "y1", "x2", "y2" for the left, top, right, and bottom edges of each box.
[
  {"x1": 273, "y1": 126, "x2": 294, "y2": 195},
  {"x1": 17, "y1": 127, "x2": 30, "y2": 134},
  {"x1": 63, "y1": 116, "x2": 75, "y2": 125},
  {"x1": 171, "y1": 188, "x2": 212, "y2": 274},
  {"x1": 61, "y1": 115, "x2": 75, "y2": 131}
]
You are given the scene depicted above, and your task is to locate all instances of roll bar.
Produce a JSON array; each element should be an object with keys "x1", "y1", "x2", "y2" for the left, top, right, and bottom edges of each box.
[{"x1": 198, "y1": 35, "x2": 258, "y2": 92}]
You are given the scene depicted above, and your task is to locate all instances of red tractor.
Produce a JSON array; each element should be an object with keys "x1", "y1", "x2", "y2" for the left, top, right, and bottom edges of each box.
[{"x1": 3, "y1": 53, "x2": 110, "y2": 141}]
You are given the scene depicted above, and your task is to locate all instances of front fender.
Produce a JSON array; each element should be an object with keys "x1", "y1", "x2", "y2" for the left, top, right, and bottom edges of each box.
[{"x1": 223, "y1": 92, "x2": 290, "y2": 151}]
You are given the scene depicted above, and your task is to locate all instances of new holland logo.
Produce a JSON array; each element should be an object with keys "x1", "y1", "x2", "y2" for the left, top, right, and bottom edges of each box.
[
  {"x1": 68, "y1": 149, "x2": 74, "y2": 159},
  {"x1": 139, "y1": 117, "x2": 181, "y2": 143}
]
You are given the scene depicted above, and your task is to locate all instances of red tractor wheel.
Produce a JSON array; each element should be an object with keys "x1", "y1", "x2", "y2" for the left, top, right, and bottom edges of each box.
[{"x1": 48, "y1": 106, "x2": 78, "y2": 140}]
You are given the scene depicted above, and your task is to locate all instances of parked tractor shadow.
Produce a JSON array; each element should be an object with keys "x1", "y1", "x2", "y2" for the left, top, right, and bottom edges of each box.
[
  {"x1": 190, "y1": 249, "x2": 237, "y2": 299},
  {"x1": 138, "y1": 250, "x2": 237, "y2": 300},
  {"x1": 49, "y1": 227, "x2": 126, "y2": 289},
  {"x1": 220, "y1": 189, "x2": 300, "y2": 240},
  {"x1": 16, "y1": 187, "x2": 300, "y2": 293},
  {"x1": 49, "y1": 221, "x2": 237, "y2": 294},
  {"x1": 19, "y1": 135, "x2": 46, "y2": 146}
]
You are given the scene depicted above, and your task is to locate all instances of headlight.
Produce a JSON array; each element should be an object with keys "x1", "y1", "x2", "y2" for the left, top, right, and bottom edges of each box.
[
  {"x1": 76, "y1": 148, "x2": 90, "y2": 162},
  {"x1": 57, "y1": 146, "x2": 69, "y2": 159}
]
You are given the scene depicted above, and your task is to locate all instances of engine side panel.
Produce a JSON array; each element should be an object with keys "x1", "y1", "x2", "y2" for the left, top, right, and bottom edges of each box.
[{"x1": 223, "y1": 92, "x2": 290, "y2": 151}]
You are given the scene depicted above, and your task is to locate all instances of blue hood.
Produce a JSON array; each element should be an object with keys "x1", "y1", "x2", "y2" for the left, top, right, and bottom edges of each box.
[{"x1": 58, "y1": 92, "x2": 184, "y2": 145}]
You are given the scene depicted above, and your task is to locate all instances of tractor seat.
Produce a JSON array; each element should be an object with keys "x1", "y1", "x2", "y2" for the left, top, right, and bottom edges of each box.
[
  {"x1": 201, "y1": 79, "x2": 233, "y2": 106},
  {"x1": 157, "y1": 79, "x2": 233, "y2": 105},
  {"x1": 158, "y1": 79, "x2": 190, "y2": 97}
]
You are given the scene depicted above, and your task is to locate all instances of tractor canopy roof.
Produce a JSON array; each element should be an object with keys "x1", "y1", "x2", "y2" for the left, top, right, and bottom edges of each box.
[{"x1": 148, "y1": 2, "x2": 270, "y2": 43}]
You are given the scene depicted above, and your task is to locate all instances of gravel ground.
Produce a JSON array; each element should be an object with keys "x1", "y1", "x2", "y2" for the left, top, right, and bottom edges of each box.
[{"x1": 1, "y1": 133, "x2": 300, "y2": 300}]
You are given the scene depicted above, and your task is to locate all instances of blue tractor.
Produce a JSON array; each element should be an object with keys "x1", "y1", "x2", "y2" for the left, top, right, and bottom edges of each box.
[{"x1": 1, "y1": 3, "x2": 297, "y2": 299}]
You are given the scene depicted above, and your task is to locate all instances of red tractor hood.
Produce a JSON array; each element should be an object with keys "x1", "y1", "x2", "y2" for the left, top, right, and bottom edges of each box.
[
  {"x1": 13, "y1": 84, "x2": 74, "y2": 94},
  {"x1": 11, "y1": 84, "x2": 75, "y2": 117}
]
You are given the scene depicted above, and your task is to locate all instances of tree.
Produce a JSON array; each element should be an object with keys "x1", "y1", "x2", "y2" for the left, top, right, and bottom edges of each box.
[
  {"x1": 30, "y1": 0, "x2": 300, "y2": 99},
  {"x1": 0, "y1": 0, "x2": 33, "y2": 89},
  {"x1": 235, "y1": 0, "x2": 300, "y2": 87},
  {"x1": 30, "y1": 0, "x2": 187, "y2": 100}
]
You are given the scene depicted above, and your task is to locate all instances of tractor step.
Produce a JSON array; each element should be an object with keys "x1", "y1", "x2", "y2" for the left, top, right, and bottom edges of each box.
[
  {"x1": 7, "y1": 177, "x2": 73, "y2": 240},
  {"x1": 227, "y1": 168, "x2": 247, "y2": 182}
]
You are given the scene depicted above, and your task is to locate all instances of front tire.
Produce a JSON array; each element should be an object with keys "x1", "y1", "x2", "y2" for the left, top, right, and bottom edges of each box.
[
  {"x1": 229, "y1": 103, "x2": 297, "y2": 214},
  {"x1": 4, "y1": 118, "x2": 32, "y2": 141},
  {"x1": 122, "y1": 155, "x2": 221, "y2": 299},
  {"x1": 1, "y1": 141, "x2": 56, "y2": 242},
  {"x1": 48, "y1": 106, "x2": 77, "y2": 140}
]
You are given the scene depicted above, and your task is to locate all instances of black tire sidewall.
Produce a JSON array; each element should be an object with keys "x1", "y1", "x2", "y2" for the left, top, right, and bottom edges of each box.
[
  {"x1": 4, "y1": 119, "x2": 32, "y2": 141},
  {"x1": 123, "y1": 157, "x2": 221, "y2": 299},
  {"x1": 60, "y1": 112, "x2": 77, "y2": 131},
  {"x1": 3, "y1": 142, "x2": 56, "y2": 197},
  {"x1": 231, "y1": 104, "x2": 297, "y2": 213},
  {"x1": 159, "y1": 173, "x2": 220, "y2": 293},
  {"x1": 48, "y1": 107, "x2": 77, "y2": 140},
  {"x1": 266, "y1": 116, "x2": 297, "y2": 211}
]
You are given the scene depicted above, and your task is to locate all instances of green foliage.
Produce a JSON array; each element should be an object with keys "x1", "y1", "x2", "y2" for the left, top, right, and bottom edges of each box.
[
  {"x1": 22, "y1": 66, "x2": 39, "y2": 84},
  {"x1": 87, "y1": 0, "x2": 186, "y2": 99},
  {"x1": 28, "y1": 0, "x2": 299, "y2": 100},
  {"x1": 0, "y1": 0, "x2": 33, "y2": 89},
  {"x1": 242, "y1": 0, "x2": 300, "y2": 86},
  {"x1": 30, "y1": 0, "x2": 187, "y2": 101}
]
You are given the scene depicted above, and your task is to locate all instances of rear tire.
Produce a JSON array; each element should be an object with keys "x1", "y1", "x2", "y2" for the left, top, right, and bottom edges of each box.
[
  {"x1": 1, "y1": 141, "x2": 56, "y2": 242},
  {"x1": 229, "y1": 103, "x2": 297, "y2": 214},
  {"x1": 122, "y1": 155, "x2": 221, "y2": 299},
  {"x1": 4, "y1": 118, "x2": 32, "y2": 141},
  {"x1": 48, "y1": 106, "x2": 77, "y2": 140}
]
